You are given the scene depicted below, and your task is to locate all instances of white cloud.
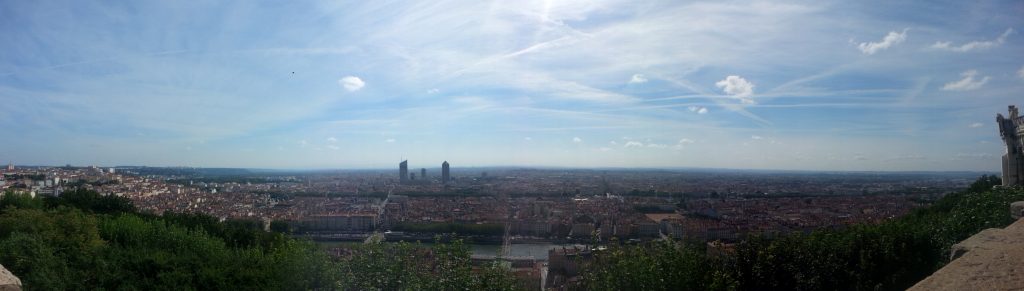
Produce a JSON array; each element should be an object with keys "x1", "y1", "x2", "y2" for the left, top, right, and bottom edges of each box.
[
  {"x1": 339, "y1": 76, "x2": 365, "y2": 92},
  {"x1": 629, "y1": 74, "x2": 648, "y2": 84},
  {"x1": 609, "y1": 140, "x2": 618, "y2": 145},
  {"x1": 385, "y1": 138, "x2": 395, "y2": 143},
  {"x1": 1018, "y1": 66, "x2": 1024, "y2": 80},
  {"x1": 647, "y1": 143, "x2": 668, "y2": 148},
  {"x1": 715, "y1": 76, "x2": 754, "y2": 103},
  {"x1": 427, "y1": 88, "x2": 440, "y2": 94},
  {"x1": 858, "y1": 29, "x2": 907, "y2": 55},
  {"x1": 942, "y1": 70, "x2": 989, "y2": 91},
  {"x1": 299, "y1": 140, "x2": 308, "y2": 147},
  {"x1": 969, "y1": 122, "x2": 984, "y2": 128},
  {"x1": 327, "y1": 137, "x2": 338, "y2": 142},
  {"x1": 572, "y1": 137, "x2": 582, "y2": 143},
  {"x1": 678, "y1": 138, "x2": 695, "y2": 144},
  {"x1": 599, "y1": 147, "x2": 612, "y2": 152},
  {"x1": 688, "y1": 106, "x2": 709, "y2": 114},
  {"x1": 524, "y1": 137, "x2": 532, "y2": 141},
  {"x1": 932, "y1": 28, "x2": 1014, "y2": 52},
  {"x1": 624, "y1": 141, "x2": 644, "y2": 148},
  {"x1": 327, "y1": 145, "x2": 340, "y2": 150},
  {"x1": 751, "y1": 135, "x2": 763, "y2": 140}
]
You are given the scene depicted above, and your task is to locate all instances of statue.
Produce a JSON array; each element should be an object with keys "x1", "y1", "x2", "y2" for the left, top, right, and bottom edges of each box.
[{"x1": 997, "y1": 105, "x2": 1024, "y2": 186}]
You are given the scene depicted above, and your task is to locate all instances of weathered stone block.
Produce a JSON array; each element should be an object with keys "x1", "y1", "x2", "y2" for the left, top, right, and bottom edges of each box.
[
  {"x1": 0, "y1": 264, "x2": 21, "y2": 291},
  {"x1": 1012, "y1": 201, "x2": 1024, "y2": 220}
]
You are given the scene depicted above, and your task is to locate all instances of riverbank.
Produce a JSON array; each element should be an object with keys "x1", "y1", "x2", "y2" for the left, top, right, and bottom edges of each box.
[{"x1": 313, "y1": 240, "x2": 576, "y2": 261}]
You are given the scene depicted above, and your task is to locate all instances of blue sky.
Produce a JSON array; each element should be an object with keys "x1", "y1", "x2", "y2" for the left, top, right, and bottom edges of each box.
[{"x1": 1, "y1": 0, "x2": 1022, "y2": 171}]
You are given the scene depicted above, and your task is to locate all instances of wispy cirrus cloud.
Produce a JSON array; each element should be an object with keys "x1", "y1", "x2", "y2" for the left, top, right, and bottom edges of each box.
[
  {"x1": 628, "y1": 74, "x2": 648, "y2": 84},
  {"x1": 942, "y1": 70, "x2": 989, "y2": 91},
  {"x1": 623, "y1": 141, "x2": 644, "y2": 148},
  {"x1": 688, "y1": 106, "x2": 709, "y2": 114},
  {"x1": 932, "y1": 28, "x2": 1014, "y2": 52},
  {"x1": 953, "y1": 153, "x2": 994, "y2": 160},
  {"x1": 0, "y1": 1, "x2": 1018, "y2": 171}
]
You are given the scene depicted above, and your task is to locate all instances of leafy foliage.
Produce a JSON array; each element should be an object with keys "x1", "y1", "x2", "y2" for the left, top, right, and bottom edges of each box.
[
  {"x1": 967, "y1": 174, "x2": 1002, "y2": 193},
  {"x1": 0, "y1": 191, "x2": 44, "y2": 210},
  {"x1": 337, "y1": 239, "x2": 520, "y2": 290},
  {"x1": 582, "y1": 239, "x2": 734, "y2": 290},
  {"x1": 43, "y1": 188, "x2": 135, "y2": 214}
]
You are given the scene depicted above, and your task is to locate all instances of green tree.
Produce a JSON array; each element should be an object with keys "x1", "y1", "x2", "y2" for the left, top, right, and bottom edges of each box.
[
  {"x1": 968, "y1": 174, "x2": 1002, "y2": 193},
  {"x1": 0, "y1": 191, "x2": 44, "y2": 211},
  {"x1": 0, "y1": 232, "x2": 71, "y2": 290},
  {"x1": 44, "y1": 188, "x2": 135, "y2": 214}
]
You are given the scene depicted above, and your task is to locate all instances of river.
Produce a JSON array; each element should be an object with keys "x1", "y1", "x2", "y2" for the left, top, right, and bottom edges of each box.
[{"x1": 316, "y1": 241, "x2": 572, "y2": 260}]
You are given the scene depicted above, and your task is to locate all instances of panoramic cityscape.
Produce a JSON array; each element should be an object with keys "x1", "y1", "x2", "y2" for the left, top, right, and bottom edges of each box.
[
  {"x1": 0, "y1": 160, "x2": 998, "y2": 289},
  {"x1": 2, "y1": 0, "x2": 1024, "y2": 290}
]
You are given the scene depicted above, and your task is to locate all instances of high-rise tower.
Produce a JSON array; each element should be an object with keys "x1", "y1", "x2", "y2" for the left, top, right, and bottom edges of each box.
[
  {"x1": 399, "y1": 160, "x2": 409, "y2": 183},
  {"x1": 442, "y1": 161, "x2": 450, "y2": 184},
  {"x1": 421, "y1": 168, "x2": 426, "y2": 180}
]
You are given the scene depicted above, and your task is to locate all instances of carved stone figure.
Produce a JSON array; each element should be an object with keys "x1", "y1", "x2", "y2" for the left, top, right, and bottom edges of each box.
[{"x1": 997, "y1": 105, "x2": 1024, "y2": 186}]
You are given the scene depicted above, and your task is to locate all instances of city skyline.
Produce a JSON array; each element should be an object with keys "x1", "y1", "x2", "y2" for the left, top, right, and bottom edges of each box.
[{"x1": 1, "y1": 1, "x2": 1023, "y2": 171}]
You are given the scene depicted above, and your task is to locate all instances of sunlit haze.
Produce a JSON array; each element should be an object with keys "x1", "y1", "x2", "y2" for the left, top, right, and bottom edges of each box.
[{"x1": 1, "y1": 1, "x2": 1022, "y2": 170}]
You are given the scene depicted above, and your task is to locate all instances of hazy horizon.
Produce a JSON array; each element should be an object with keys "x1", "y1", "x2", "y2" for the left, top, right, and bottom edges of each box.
[
  {"x1": 2, "y1": 1, "x2": 1022, "y2": 171},
  {"x1": 4, "y1": 162, "x2": 1001, "y2": 175}
]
